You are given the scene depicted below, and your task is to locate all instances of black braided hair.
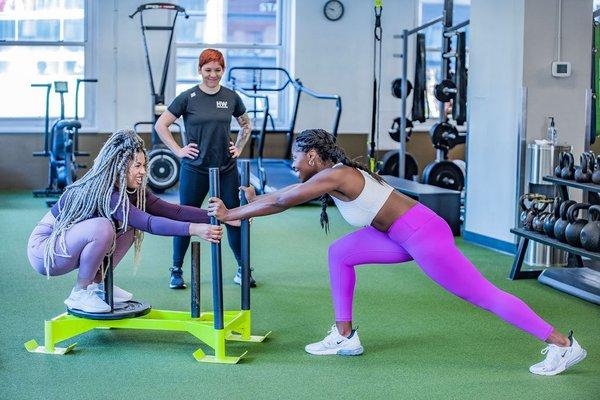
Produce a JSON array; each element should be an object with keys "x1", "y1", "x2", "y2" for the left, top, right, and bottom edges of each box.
[{"x1": 293, "y1": 129, "x2": 384, "y2": 233}]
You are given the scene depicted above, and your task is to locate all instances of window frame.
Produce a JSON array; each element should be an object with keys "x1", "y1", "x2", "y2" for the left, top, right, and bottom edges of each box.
[
  {"x1": 0, "y1": 0, "x2": 96, "y2": 134},
  {"x1": 173, "y1": 0, "x2": 289, "y2": 127}
]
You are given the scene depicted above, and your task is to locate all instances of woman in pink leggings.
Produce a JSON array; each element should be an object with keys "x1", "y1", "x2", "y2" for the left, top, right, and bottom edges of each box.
[{"x1": 208, "y1": 128, "x2": 587, "y2": 375}]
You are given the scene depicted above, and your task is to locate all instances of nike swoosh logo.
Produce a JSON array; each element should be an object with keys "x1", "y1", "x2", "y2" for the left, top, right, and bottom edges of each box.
[{"x1": 336, "y1": 340, "x2": 344, "y2": 344}]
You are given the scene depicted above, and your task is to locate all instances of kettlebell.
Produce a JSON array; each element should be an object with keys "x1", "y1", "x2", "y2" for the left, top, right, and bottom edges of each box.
[
  {"x1": 580, "y1": 205, "x2": 600, "y2": 251},
  {"x1": 555, "y1": 152, "x2": 566, "y2": 178},
  {"x1": 564, "y1": 203, "x2": 590, "y2": 247},
  {"x1": 561, "y1": 152, "x2": 575, "y2": 180},
  {"x1": 587, "y1": 151, "x2": 596, "y2": 171},
  {"x1": 575, "y1": 153, "x2": 592, "y2": 182},
  {"x1": 533, "y1": 210, "x2": 550, "y2": 232},
  {"x1": 519, "y1": 194, "x2": 546, "y2": 230},
  {"x1": 543, "y1": 198, "x2": 562, "y2": 238},
  {"x1": 593, "y1": 155, "x2": 600, "y2": 184},
  {"x1": 531, "y1": 199, "x2": 552, "y2": 232},
  {"x1": 554, "y1": 200, "x2": 577, "y2": 242}
]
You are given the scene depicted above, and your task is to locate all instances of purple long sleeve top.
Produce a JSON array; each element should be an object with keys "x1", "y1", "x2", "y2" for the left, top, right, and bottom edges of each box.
[{"x1": 50, "y1": 189, "x2": 209, "y2": 236}]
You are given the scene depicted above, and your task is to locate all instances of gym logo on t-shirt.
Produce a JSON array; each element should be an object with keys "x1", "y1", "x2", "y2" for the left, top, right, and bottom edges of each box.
[{"x1": 216, "y1": 101, "x2": 228, "y2": 109}]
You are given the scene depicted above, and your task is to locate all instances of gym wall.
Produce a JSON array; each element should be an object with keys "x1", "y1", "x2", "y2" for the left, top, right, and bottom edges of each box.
[
  {"x1": 464, "y1": 0, "x2": 592, "y2": 251},
  {"x1": 290, "y1": 0, "x2": 416, "y2": 143}
]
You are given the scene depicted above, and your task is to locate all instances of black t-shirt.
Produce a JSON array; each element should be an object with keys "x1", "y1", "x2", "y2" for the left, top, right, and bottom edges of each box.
[{"x1": 168, "y1": 85, "x2": 246, "y2": 174}]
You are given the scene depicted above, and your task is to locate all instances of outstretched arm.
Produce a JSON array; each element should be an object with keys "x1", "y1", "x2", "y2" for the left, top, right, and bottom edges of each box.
[
  {"x1": 241, "y1": 183, "x2": 301, "y2": 203},
  {"x1": 208, "y1": 170, "x2": 339, "y2": 221},
  {"x1": 111, "y1": 192, "x2": 222, "y2": 242},
  {"x1": 145, "y1": 190, "x2": 209, "y2": 223},
  {"x1": 144, "y1": 189, "x2": 242, "y2": 227}
]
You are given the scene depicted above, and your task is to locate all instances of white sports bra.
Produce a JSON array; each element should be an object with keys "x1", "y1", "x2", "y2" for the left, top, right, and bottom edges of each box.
[{"x1": 330, "y1": 163, "x2": 394, "y2": 227}]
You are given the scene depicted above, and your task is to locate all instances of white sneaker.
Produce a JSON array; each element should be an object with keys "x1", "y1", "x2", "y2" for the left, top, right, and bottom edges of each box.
[
  {"x1": 89, "y1": 282, "x2": 133, "y2": 303},
  {"x1": 233, "y1": 266, "x2": 256, "y2": 287},
  {"x1": 64, "y1": 285, "x2": 111, "y2": 313},
  {"x1": 529, "y1": 332, "x2": 587, "y2": 376},
  {"x1": 305, "y1": 325, "x2": 364, "y2": 356}
]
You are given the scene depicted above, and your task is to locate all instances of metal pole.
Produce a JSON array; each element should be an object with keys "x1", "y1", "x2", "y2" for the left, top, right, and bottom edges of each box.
[
  {"x1": 191, "y1": 241, "x2": 201, "y2": 318},
  {"x1": 399, "y1": 15, "x2": 444, "y2": 36},
  {"x1": 585, "y1": 88, "x2": 593, "y2": 151},
  {"x1": 444, "y1": 19, "x2": 470, "y2": 36},
  {"x1": 240, "y1": 160, "x2": 251, "y2": 310},
  {"x1": 209, "y1": 168, "x2": 224, "y2": 330},
  {"x1": 440, "y1": 1, "x2": 453, "y2": 122},
  {"x1": 584, "y1": 88, "x2": 593, "y2": 204},
  {"x1": 514, "y1": 87, "x2": 528, "y2": 235},
  {"x1": 102, "y1": 255, "x2": 114, "y2": 311},
  {"x1": 399, "y1": 28, "x2": 409, "y2": 179},
  {"x1": 435, "y1": 0, "x2": 453, "y2": 162}
]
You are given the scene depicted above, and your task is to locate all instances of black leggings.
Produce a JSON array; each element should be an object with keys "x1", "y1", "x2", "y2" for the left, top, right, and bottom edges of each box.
[{"x1": 173, "y1": 166, "x2": 242, "y2": 269}]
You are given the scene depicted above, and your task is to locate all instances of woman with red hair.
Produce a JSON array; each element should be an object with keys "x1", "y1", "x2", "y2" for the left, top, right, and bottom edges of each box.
[{"x1": 155, "y1": 48, "x2": 255, "y2": 289}]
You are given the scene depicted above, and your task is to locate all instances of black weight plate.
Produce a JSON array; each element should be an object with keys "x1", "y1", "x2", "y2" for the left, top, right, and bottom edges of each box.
[
  {"x1": 147, "y1": 149, "x2": 179, "y2": 192},
  {"x1": 422, "y1": 160, "x2": 464, "y2": 191},
  {"x1": 391, "y1": 78, "x2": 413, "y2": 99},
  {"x1": 429, "y1": 122, "x2": 459, "y2": 149},
  {"x1": 433, "y1": 79, "x2": 456, "y2": 102},
  {"x1": 67, "y1": 300, "x2": 152, "y2": 320},
  {"x1": 378, "y1": 151, "x2": 419, "y2": 180},
  {"x1": 389, "y1": 118, "x2": 414, "y2": 142}
]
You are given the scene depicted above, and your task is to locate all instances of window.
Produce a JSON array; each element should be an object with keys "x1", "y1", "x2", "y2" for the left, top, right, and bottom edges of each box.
[
  {"x1": 419, "y1": 0, "x2": 470, "y2": 119},
  {"x1": 174, "y1": 0, "x2": 285, "y2": 125},
  {"x1": 0, "y1": 0, "x2": 88, "y2": 121}
]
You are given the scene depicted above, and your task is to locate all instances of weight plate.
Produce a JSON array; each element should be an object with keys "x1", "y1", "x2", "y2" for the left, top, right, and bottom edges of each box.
[
  {"x1": 433, "y1": 79, "x2": 457, "y2": 102},
  {"x1": 429, "y1": 122, "x2": 459, "y2": 150},
  {"x1": 378, "y1": 151, "x2": 419, "y2": 180},
  {"x1": 422, "y1": 160, "x2": 464, "y2": 191},
  {"x1": 389, "y1": 117, "x2": 413, "y2": 142},
  {"x1": 147, "y1": 149, "x2": 179, "y2": 192},
  {"x1": 391, "y1": 78, "x2": 413, "y2": 99},
  {"x1": 68, "y1": 300, "x2": 152, "y2": 320},
  {"x1": 388, "y1": 117, "x2": 413, "y2": 142}
]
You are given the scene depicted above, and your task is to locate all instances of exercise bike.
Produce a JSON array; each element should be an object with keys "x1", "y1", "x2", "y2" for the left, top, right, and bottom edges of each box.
[{"x1": 32, "y1": 79, "x2": 98, "y2": 207}]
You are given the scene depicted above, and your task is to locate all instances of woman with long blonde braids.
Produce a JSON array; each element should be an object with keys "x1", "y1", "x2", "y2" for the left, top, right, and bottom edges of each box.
[{"x1": 27, "y1": 129, "x2": 223, "y2": 313}]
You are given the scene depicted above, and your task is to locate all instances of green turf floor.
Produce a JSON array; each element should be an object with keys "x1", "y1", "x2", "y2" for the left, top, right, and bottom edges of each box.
[{"x1": 1, "y1": 191, "x2": 598, "y2": 399}]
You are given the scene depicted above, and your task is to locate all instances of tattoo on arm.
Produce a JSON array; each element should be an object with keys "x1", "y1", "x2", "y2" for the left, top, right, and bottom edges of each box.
[{"x1": 235, "y1": 113, "x2": 252, "y2": 150}]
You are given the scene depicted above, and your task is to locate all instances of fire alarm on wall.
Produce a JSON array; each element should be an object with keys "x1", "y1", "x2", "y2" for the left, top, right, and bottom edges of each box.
[{"x1": 551, "y1": 61, "x2": 571, "y2": 78}]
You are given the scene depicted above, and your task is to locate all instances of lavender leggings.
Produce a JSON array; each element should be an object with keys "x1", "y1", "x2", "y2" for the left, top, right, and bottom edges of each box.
[
  {"x1": 27, "y1": 212, "x2": 134, "y2": 283},
  {"x1": 328, "y1": 203, "x2": 554, "y2": 341}
]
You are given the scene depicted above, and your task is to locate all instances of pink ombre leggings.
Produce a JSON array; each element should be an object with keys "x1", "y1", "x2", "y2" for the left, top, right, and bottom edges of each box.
[
  {"x1": 328, "y1": 203, "x2": 554, "y2": 341},
  {"x1": 27, "y1": 212, "x2": 134, "y2": 283}
]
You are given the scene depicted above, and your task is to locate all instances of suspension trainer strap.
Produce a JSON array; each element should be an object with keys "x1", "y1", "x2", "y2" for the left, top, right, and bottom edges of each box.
[{"x1": 369, "y1": 1, "x2": 383, "y2": 172}]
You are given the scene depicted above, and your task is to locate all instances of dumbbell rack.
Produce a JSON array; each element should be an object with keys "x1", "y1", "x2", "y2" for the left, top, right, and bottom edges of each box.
[{"x1": 510, "y1": 175, "x2": 600, "y2": 305}]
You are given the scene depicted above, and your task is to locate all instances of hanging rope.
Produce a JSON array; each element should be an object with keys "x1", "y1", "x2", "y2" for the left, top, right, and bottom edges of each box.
[{"x1": 369, "y1": 0, "x2": 383, "y2": 172}]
